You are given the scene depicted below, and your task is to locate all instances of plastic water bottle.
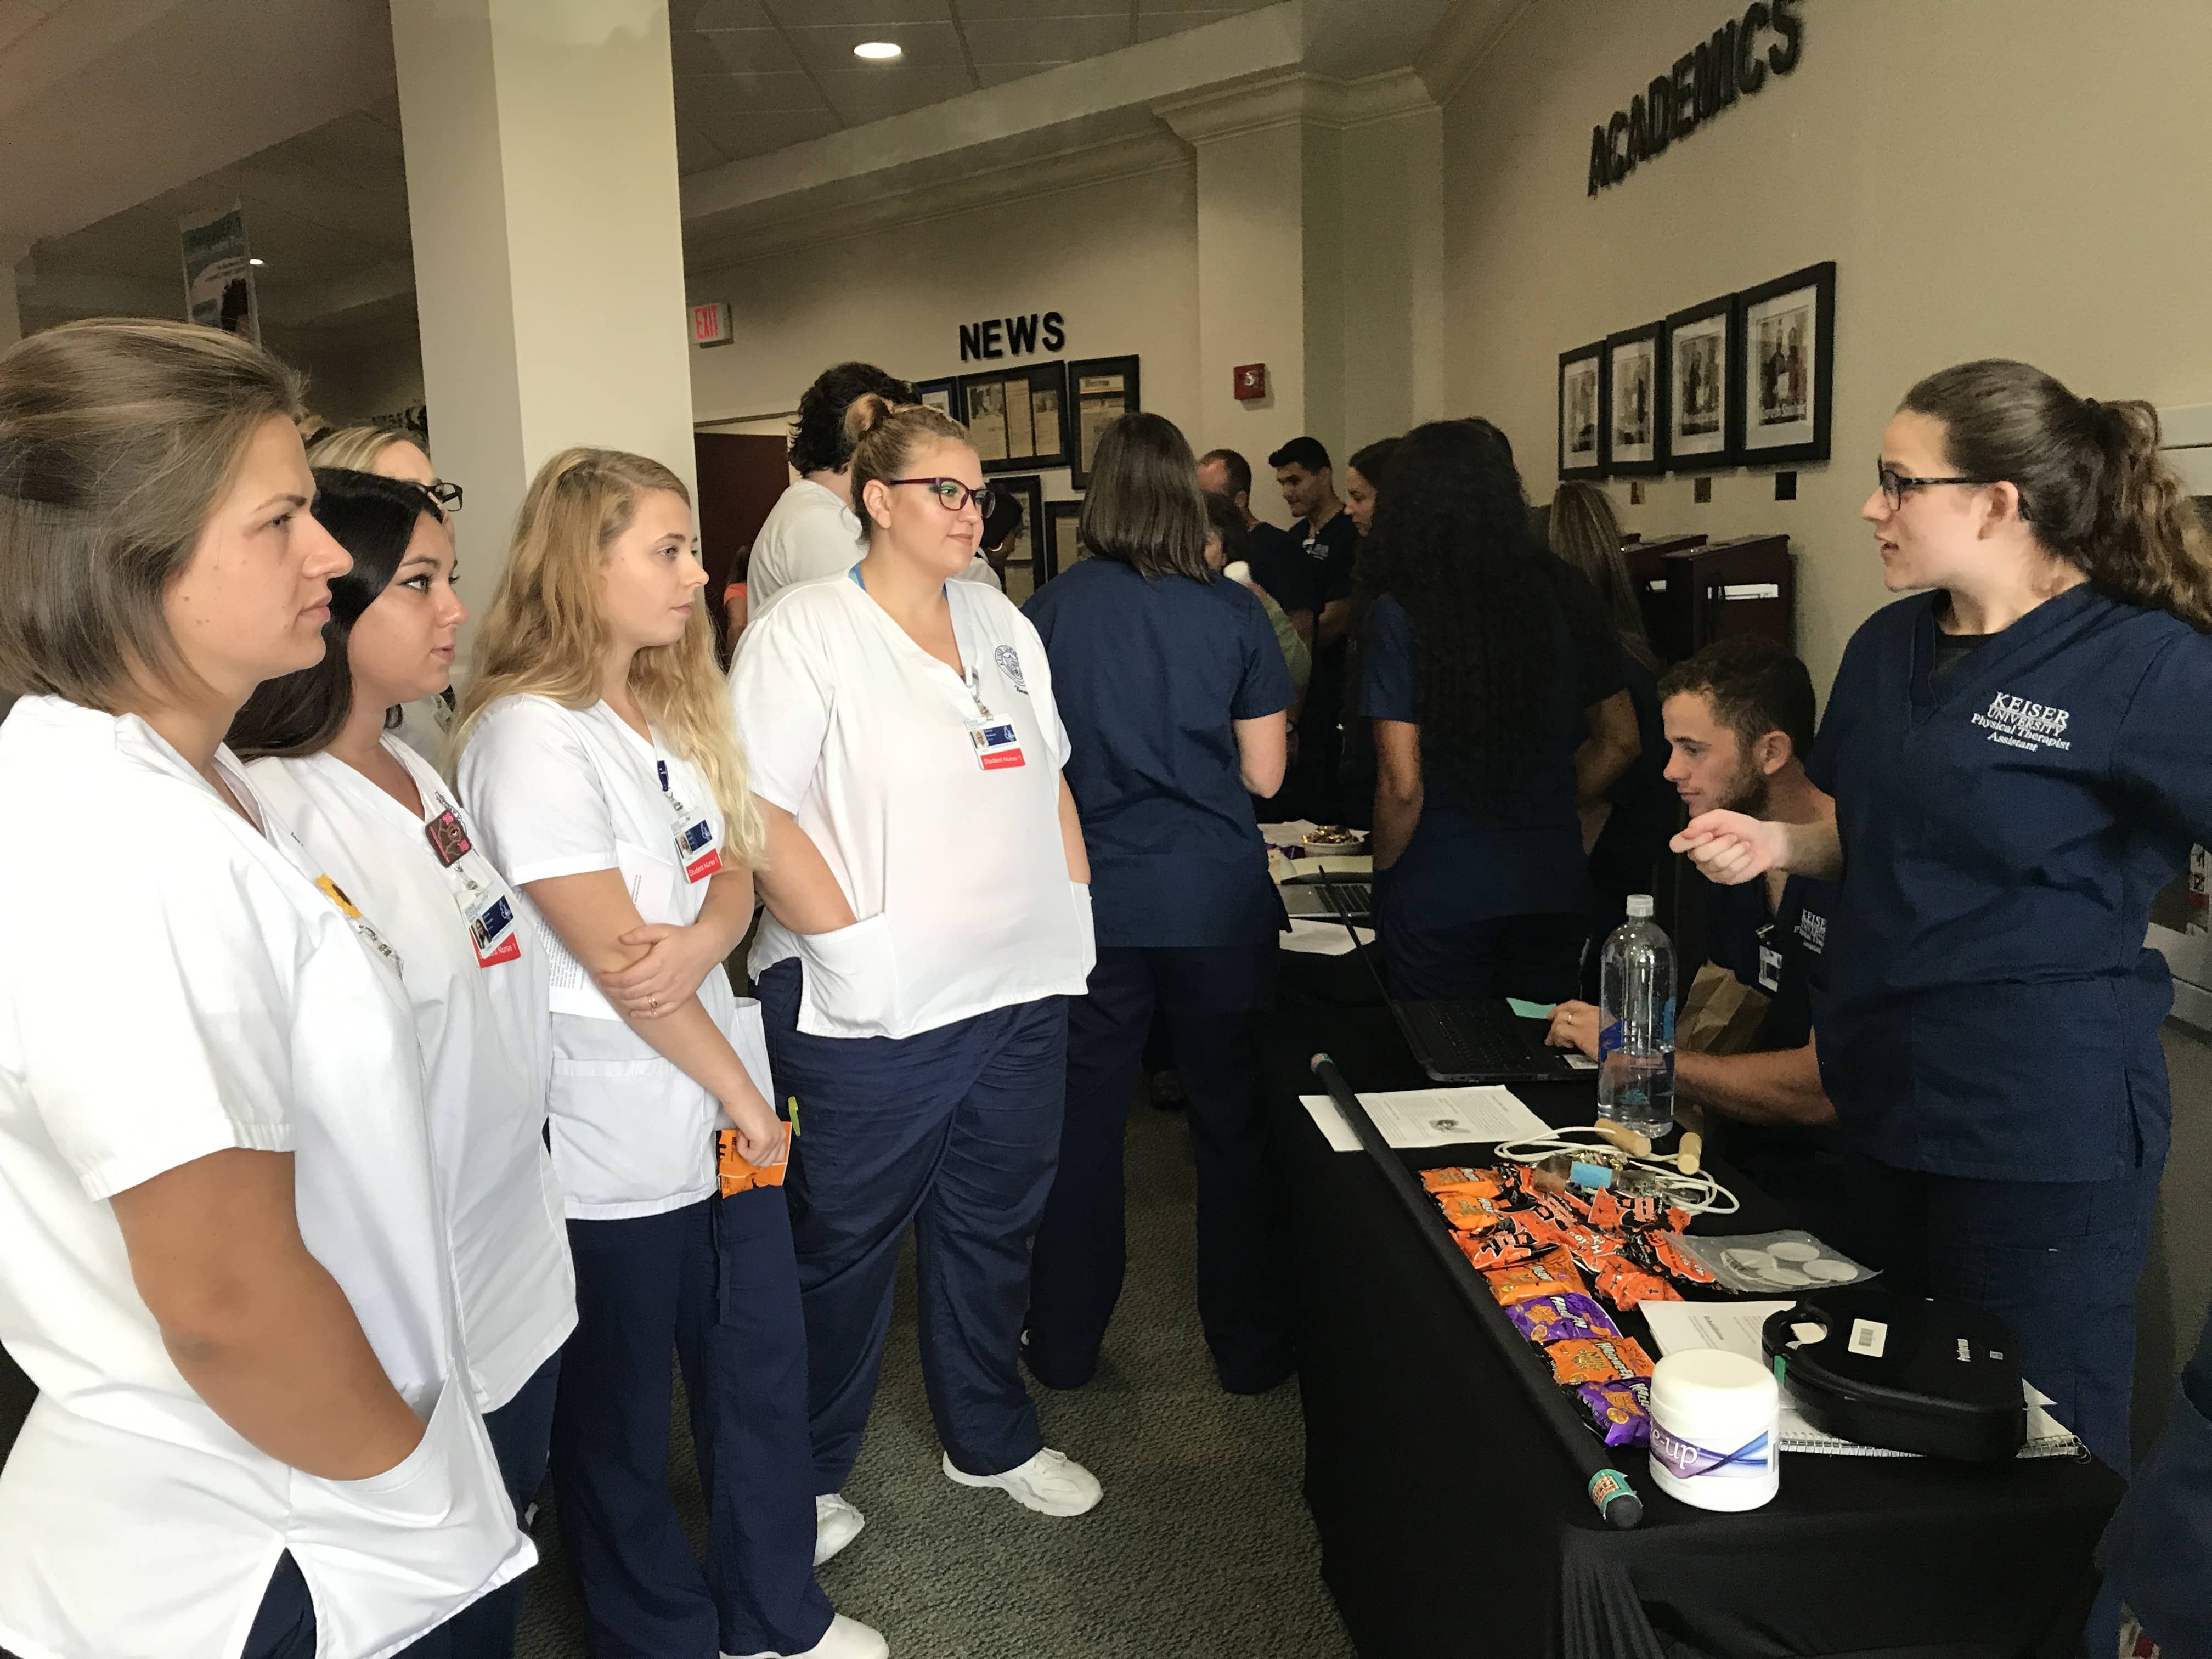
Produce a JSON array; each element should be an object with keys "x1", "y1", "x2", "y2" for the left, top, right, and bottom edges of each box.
[{"x1": 1598, "y1": 894, "x2": 1675, "y2": 1140}]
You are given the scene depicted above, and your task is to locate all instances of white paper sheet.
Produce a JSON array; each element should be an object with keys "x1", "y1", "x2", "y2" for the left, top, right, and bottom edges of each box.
[
  {"x1": 1279, "y1": 918, "x2": 1372, "y2": 956},
  {"x1": 1297, "y1": 1086, "x2": 1550, "y2": 1151},
  {"x1": 1639, "y1": 1299, "x2": 2080, "y2": 1459}
]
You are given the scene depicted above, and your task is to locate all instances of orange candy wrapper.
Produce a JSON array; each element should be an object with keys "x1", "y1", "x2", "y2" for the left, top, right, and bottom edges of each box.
[
  {"x1": 1481, "y1": 1253, "x2": 1588, "y2": 1305},
  {"x1": 1546, "y1": 1335, "x2": 1656, "y2": 1386},
  {"x1": 1421, "y1": 1166, "x2": 1508, "y2": 1200},
  {"x1": 1437, "y1": 1190, "x2": 1511, "y2": 1234},
  {"x1": 717, "y1": 1125, "x2": 791, "y2": 1197}
]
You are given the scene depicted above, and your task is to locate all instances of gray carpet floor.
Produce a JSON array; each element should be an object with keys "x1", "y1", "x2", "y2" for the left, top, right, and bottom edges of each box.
[{"x1": 515, "y1": 1093, "x2": 1355, "y2": 1657}]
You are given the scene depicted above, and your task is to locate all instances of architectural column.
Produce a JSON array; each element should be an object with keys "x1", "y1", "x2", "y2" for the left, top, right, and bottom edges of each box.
[
  {"x1": 0, "y1": 241, "x2": 29, "y2": 349},
  {"x1": 1159, "y1": 70, "x2": 1444, "y2": 476},
  {"x1": 389, "y1": 0, "x2": 696, "y2": 629}
]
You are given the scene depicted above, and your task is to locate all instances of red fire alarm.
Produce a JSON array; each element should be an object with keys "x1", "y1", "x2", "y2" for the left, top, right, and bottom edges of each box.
[{"x1": 1232, "y1": 363, "x2": 1268, "y2": 402}]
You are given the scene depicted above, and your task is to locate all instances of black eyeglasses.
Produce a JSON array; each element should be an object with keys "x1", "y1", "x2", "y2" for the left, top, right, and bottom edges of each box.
[
  {"x1": 426, "y1": 479, "x2": 464, "y2": 514},
  {"x1": 885, "y1": 477, "x2": 995, "y2": 517},
  {"x1": 1877, "y1": 464, "x2": 2005, "y2": 514}
]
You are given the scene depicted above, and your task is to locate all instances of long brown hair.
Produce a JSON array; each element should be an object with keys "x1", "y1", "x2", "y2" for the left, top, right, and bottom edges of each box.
[
  {"x1": 1081, "y1": 412, "x2": 1211, "y2": 582},
  {"x1": 1902, "y1": 359, "x2": 2212, "y2": 631},
  {"x1": 0, "y1": 318, "x2": 302, "y2": 707},
  {"x1": 451, "y1": 448, "x2": 768, "y2": 866},
  {"x1": 1547, "y1": 481, "x2": 1656, "y2": 669}
]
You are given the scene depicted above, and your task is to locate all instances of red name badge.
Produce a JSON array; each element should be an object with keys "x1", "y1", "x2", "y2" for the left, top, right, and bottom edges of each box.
[
  {"x1": 469, "y1": 893, "x2": 522, "y2": 967},
  {"x1": 971, "y1": 719, "x2": 1025, "y2": 771},
  {"x1": 685, "y1": 845, "x2": 724, "y2": 883}
]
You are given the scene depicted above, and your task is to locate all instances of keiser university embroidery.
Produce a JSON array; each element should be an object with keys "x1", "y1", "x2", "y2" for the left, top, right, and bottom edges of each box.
[{"x1": 1970, "y1": 691, "x2": 2072, "y2": 754}]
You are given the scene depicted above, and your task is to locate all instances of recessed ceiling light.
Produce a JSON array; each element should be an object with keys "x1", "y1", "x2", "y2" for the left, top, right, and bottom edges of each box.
[
  {"x1": 853, "y1": 41, "x2": 901, "y2": 61},
  {"x1": 249, "y1": 257, "x2": 265, "y2": 267}
]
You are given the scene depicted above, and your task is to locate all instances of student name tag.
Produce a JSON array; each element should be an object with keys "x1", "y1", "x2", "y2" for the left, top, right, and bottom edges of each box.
[
  {"x1": 424, "y1": 808, "x2": 473, "y2": 868},
  {"x1": 1758, "y1": 944, "x2": 1784, "y2": 993},
  {"x1": 657, "y1": 759, "x2": 723, "y2": 883},
  {"x1": 467, "y1": 889, "x2": 522, "y2": 968},
  {"x1": 969, "y1": 716, "x2": 1025, "y2": 772}
]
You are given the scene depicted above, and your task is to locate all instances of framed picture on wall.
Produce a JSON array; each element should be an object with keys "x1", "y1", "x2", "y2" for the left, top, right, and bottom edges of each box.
[
  {"x1": 1041, "y1": 499, "x2": 1085, "y2": 582},
  {"x1": 1558, "y1": 342, "x2": 1606, "y2": 480},
  {"x1": 1736, "y1": 261, "x2": 1836, "y2": 466},
  {"x1": 957, "y1": 361, "x2": 1070, "y2": 476},
  {"x1": 991, "y1": 473, "x2": 1045, "y2": 605},
  {"x1": 1604, "y1": 323, "x2": 1668, "y2": 476},
  {"x1": 913, "y1": 376, "x2": 961, "y2": 420},
  {"x1": 1665, "y1": 294, "x2": 1740, "y2": 469},
  {"x1": 1067, "y1": 355, "x2": 1141, "y2": 489}
]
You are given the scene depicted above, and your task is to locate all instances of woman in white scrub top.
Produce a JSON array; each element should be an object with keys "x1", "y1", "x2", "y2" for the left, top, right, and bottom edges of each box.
[
  {"x1": 728, "y1": 397, "x2": 1101, "y2": 1559},
  {"x1": 229, "y1": 467, "x2": 575, "y2": 1659},
  {"x1": 0, "y1": 320, "x2": 527, "y2": 1659},
  {"x1": 454, "y1": 449, "x2": 882, "y2": 1659}
]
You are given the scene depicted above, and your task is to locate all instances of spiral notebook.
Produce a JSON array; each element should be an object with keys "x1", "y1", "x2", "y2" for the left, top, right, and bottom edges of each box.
[{"x1": 1639, "y1": 1300, "x2": 2084, "y2": 1460}]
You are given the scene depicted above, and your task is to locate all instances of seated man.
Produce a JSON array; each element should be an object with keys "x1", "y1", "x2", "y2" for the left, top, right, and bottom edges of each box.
[{"x1": 1548, "y1": 637, "x2": 1844, "y2": 1228}]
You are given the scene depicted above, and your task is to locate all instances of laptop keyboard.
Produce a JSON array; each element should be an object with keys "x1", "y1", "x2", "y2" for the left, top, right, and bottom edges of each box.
[{"x1": 1401, "y1": 1001, "x2": 1558, "y2": 1077}]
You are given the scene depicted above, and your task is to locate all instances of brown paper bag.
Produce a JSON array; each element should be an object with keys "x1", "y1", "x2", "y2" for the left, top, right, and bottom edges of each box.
[{"x1": 1678, "y1": 961, "x2": 1770, "y2": 1056}]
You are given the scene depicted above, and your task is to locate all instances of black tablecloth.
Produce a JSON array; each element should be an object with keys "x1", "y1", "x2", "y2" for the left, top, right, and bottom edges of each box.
[{"x1": 1266, "y1": 957, "x2": 2122, "y2": 1659}]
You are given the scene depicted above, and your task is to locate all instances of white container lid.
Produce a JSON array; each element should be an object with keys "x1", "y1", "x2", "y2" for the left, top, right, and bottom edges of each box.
[{"x1": 1650, "y1": 1349, "x2": 1778, "y2": 1424}]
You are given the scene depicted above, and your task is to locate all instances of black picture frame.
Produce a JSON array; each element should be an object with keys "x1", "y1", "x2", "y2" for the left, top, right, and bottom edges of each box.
[
  {"x1": 1066, "y1": 354, "x2": 1141, "y2": 489},
  {"x1": 1664, "y1": 293, "x2": 1742, "y2": 471},
  {"x1": 1735, "y1": 260, "x2": 1836, "y2": 467},
  {"x1": 991, "y1": 473, "x2": 1046, "y2": 605},
  {"x1": 1558, "y1": 342, "x2": 1606, "y2": 480},
  {"x1": 957, "y1": 360, "x2": 1071, "y2": 476},
  {"x1": 1602, "y1": 321, "x2": 1668, "y2": 477},
  {"x1": 913, "y1": 376, "x2": 961, "y2": 421},
  {"x1": 1041, "y1": 499, "x2": 1085, "y2": 582}
]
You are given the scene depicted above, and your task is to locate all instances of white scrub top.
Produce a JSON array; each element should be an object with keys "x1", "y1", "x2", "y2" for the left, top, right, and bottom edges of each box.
[
  {"x1": 458, "y1": 696, "x2": 772, "y2": 1220},
  {"x1": 0, "y1": 697, "x2": 528, "y2": 1659},
  {"x1": 248, "y1": 736, "x2": 576, "y2": 1413},
  {"x1": 747, "y1": 477, "x2": 997, "y2": 618},
  {"x1": 729, "y1": 570, "x2": 1095, "y2": 1041}
]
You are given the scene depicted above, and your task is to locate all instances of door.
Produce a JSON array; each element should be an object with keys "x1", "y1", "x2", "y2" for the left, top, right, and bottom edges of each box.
[{"x1": 694, "y1": 431, "x2": 791, "y2": 658}]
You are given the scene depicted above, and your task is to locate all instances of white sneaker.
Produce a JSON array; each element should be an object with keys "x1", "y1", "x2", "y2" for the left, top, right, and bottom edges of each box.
[
  {"x1": 940, "y1": 1447, "x2": 1102, "y2": 1516},
  {"x1": 814, "y1": 1492, "x2": 865, "y2": 1567},
  {"x1": 723, "y1": 1612, "x2": 889, "y2": 1659}
]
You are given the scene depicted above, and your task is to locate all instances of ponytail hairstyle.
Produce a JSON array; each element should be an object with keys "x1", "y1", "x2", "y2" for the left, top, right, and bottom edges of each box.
[
  {"x1": 1901, "y1": 359, "x2": 2212, "y2": 631},
  {"x1": 844, "y1": 394, "x2": 972, "y2": 542},
  {"x1": 452, "y1": 447, "x2": 769, "y2": 867}
]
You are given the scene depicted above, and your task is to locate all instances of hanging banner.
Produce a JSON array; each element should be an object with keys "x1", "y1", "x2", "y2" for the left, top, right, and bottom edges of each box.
[{"x1": 179, "y1": 200, "x2": 259, "y2": 341}]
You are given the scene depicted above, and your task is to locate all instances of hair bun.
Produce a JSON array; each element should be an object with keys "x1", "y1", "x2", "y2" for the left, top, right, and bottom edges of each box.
[{"x1": 840, "y1": 392, "x2": 895, "y2": 445}]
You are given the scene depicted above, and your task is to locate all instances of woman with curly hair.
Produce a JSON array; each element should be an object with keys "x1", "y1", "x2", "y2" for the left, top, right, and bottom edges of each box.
[{"x1": 1359, "y1": 419, "x2": 1639, "y2": 1001}]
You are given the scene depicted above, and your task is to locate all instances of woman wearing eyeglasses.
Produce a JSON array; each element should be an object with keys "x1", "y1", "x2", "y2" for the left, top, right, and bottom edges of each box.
[
  {"x1": 1675, "y1": 359, "x2": 2212, "y2": 1474},
  {"x1": 727, "y1": 397, "x2": 1102, "y2": 1555}
]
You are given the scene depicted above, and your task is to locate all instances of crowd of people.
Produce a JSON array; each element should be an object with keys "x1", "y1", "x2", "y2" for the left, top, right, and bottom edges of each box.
[{"x1": 0, "y1": 319, "x2": 2206, "y2": 1659}]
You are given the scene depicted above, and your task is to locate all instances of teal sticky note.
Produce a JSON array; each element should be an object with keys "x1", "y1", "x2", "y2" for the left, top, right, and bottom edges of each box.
[{"x1": 1507, "y1": 998, "x2": 1557, "y2": 1020}]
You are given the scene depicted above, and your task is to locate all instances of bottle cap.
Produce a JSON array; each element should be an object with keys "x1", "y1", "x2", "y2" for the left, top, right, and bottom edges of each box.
[{"x1": 1625, "y1": 894, "x2": 1654, "y2": 918}]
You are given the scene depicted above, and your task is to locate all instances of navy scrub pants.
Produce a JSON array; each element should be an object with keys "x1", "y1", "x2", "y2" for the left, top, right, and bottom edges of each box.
[
  {"x1": 1840, "y1": 1153, "x2": 2164, "y2": 1474},
  {"x1": 756, "y1": 959, "x2": 1068, "y2": 1489},
  {"x1": 551, "y1": 1190, "x2": 832, "y2": 1659},
  {"x1": 1026, "y1": 940, "x2": 1293, "y2": 1395}
]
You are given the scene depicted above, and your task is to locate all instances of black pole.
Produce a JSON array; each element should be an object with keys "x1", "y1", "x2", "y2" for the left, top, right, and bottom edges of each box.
[{"x1": 1310, "y1": 1052, "x2": 1644, "y2": 1530}]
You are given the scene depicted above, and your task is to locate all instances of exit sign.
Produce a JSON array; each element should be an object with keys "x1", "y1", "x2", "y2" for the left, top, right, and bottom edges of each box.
[{"x1": 691, "y1": 301, "x2": 733, "y2": 348}]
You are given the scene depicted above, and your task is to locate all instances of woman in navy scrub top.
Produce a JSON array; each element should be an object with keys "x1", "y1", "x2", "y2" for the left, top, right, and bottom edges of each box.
[
  {"x1": 1361, "y1": 419, "x2": 1641, "y2": 1002},
  {"x1": 1677, "y1": 360, "x2": 2212, "y2": 1471},
  {"x1": 1022, "y1": 413, "x2": 1295, "y2": 1394}
]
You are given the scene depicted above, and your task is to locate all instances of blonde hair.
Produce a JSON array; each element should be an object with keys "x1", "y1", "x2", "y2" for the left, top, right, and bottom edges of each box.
[
  {"x1": 1547, "y1": 481, "x2": 1656, "y2": 670},
  {"x1": 0, "y1": 318, "x2": 302, "y2": 707},
  {"x1": 308, "y1": 423, "x2": 426, "y2": 473},
  {"x1": 452, "y1": 447, "x2": 769, "y2": 866},
  {"x1": 844, "y1": 394, "x2": 971, "y2": 543}
]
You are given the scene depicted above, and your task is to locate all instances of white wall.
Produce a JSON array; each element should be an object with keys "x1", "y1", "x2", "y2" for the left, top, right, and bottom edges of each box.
[
  {"x1": 687, "y1": 161, "x2": 1201, "y2": 506},
  {"x1": 1438, "y1": 0, "x2": 2212, "y2": 693}
]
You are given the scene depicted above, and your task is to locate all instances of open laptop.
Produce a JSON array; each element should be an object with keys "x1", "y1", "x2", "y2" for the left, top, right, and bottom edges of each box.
[
  {"x1": 1318, "y1": 882, "x2": 1587, "y2": 1085},
  {"x1": 1280, "y1": 872, "x2": 1374, "y2": 922}
]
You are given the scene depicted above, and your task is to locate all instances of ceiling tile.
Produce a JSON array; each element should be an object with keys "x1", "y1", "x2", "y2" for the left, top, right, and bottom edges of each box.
[
  {"x1": 684, "y1": 105, "x2": 843, "y2": 160},
  {"x1": 674, "y1": 115, "x2": 730, "y2": 174},
  {"x1": 962, "y1": 15, "x2": 1128, "y2": 64},
  {"x1": 1136, "y1": 0, "x2": 1271, "y2": 11},
  {"x1": 668, "y1": 0, "x2": 774, "y2": 27},
  {"x1": 1135, "y1": 10, "x2": 1246, "y2": 43},
  {"x1": 953, "y1": 0, "x2": 1125, "y2": 16},
  {"x1": 670, "y1": 26, "x2": 799, "y2": 75},
  {"x1": 815, "y1": 62, "x2": 978, "y2": 123},
  {"x1": 673, "y1": 69, "x2": 826, "y2": 114},
  {"x1": 760, "y1": 0, "x2": 951, "y2": 24},
  {"x1": 780, "y1": 19, "x2": 967, "y2": 72},
  {"x1": 974, "y1": 60, "x2": 1066, "y2": 88}
]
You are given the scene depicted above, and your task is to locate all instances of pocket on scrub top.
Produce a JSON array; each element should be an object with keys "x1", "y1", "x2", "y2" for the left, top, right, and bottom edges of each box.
[
  {"x1": 549, "y1": 1053, "x2": 713, "y2": 1208},
  {"x1": 614, "y1": 836, "x2": 685, "y2": 925},
  {"x1": 719, "y1": 996, "x2": 776, "y2": 1104},
  {"x1": 792, "y1": 912, "x2": 898, "y2": 1036}
]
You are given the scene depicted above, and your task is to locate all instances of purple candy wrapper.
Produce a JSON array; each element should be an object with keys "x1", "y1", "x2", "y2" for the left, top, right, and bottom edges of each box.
[
  {"x1": 1575, "y1": 1378, "x2": 1652, "y2": 1448},
  {"x1": 1506, "y1": 1291, "x2": 1623, "y2": 1345}
]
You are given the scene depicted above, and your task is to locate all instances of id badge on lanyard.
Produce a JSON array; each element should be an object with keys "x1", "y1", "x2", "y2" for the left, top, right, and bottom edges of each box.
[
  {"x1": 963, "y1": 671, "x2": 1025, "y2": 772},
  {"x1": 424, "y1": 799, "x2": 522, "y2": 967},
  {"x1": 1755, "y1": 924, "x2": 1783, "y2": 994},
  {"x1": 658, "y1": 758, "x2": 724, "y2": 883}
]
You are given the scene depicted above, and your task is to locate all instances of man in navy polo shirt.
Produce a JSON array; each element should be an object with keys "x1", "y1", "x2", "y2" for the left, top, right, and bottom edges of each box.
[
  {"x1": 1198, "y1": 447, "x2": 1312, "y2": 644},
  {"x1": 1270, "y1": 436, "x2": 1361, "y2": 821},
  {"x1": 1549, "y1": 637, "x2": 1844, "y2": 1231}
]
